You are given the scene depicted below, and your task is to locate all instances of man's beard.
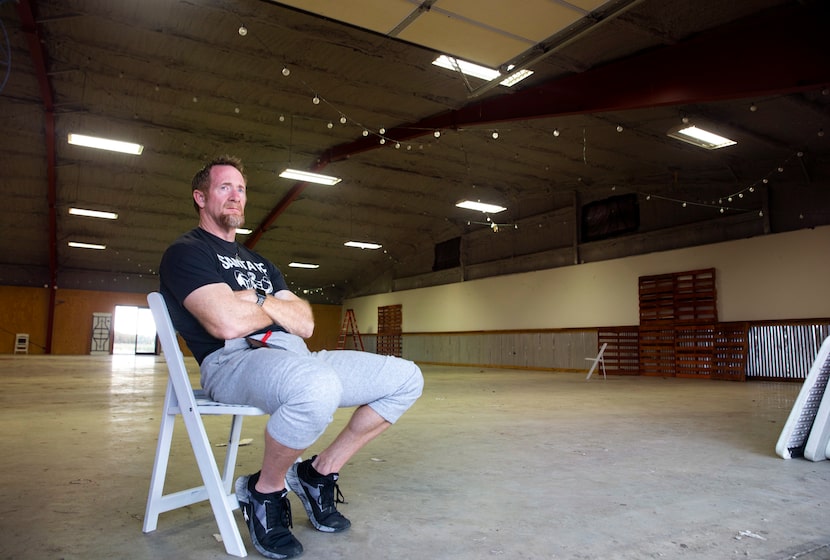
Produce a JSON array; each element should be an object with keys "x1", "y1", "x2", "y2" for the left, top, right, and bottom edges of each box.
[{"x1": 221, "y1": 213, "x2": 245, "y2": 229}]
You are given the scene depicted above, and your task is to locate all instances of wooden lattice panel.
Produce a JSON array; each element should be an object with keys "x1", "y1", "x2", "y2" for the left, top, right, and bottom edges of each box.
[
  {"x1": 639, "y1": 326, "x2": 675, "y2": 376},
  {"x1": 675, "y1": 269, "x2": 718, "y2": 324},
  {"x1": 377, "y1": 304, "x2": 403, "y2": 357},
  {"x1": 638, "y1": 275, "x2": 676, "y2": 324},
  {"x1": 675, "y1": 324, "x2": 716, "y2": 378},
  {"x1": 714, "y1": 322, "x2": 748, "y2": 381},
  {"x1": 598, "y1": 327, "x2": 640, "y2": 375}
]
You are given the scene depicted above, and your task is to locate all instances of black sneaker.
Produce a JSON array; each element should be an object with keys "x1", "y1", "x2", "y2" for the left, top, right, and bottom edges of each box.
[
  {"x1": 286, "y1": 457, "x2": 351, "y2": 533},
  {"x1": 236, "y1": 472, "x2": 304, "y2": 559}
]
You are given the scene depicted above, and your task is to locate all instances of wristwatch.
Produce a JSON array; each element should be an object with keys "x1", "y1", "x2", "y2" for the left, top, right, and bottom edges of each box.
[{"x1": 255, "y1": 288, "x2": 267, "y2": 307}]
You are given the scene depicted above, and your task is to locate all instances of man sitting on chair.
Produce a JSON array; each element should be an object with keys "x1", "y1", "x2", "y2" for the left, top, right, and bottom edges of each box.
[{"x1": 159, "y1": 155, "x2": 424, "y2": 559}]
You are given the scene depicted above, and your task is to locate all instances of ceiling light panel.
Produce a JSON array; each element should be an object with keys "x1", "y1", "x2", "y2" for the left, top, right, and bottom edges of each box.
[
  {"x1": 344, "y1": 241, "x2": 382, "y2": 250},
  {"x1": 69, "y1": 208, "x2": 118, "y2": 220},
  {"x1": 289, "y1": 262, "x2": 320, "y2": 269},
  {"x1": 667, "y1": 125, "x2": 737, "y2": 150},
  {"x1": 67, "y1": 133, "x2": 144, "y2": 155},
  {"x1": 279, "y1": 168, "x2": 342, "y2": 185},
  {"x1": 456, "y1": 200, "x2": 507, "y2": 213},
  {"x1": 68, "y1": 241, "x2": 106, "y2": 250}
]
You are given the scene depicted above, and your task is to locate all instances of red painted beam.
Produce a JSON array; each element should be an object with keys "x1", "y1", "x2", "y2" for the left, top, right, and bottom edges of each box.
[{"x1": 18, "y1": 0, "x2": 58, "y2": 353}]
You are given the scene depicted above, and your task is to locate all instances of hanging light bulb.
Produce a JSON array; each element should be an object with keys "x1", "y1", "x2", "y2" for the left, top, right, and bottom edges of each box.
[
  {"x1": 434, "y1": 130, "x2": 441, "y2": 138},
  {"x1": 379, "y1": 138, "x2": 386, "y2": 144},
  {"x1": 362, "y1": 129, "x2": 369, "y2": 137},
  {"x1": 553, "y1": 128, "x2": 560, "y2": 137},
  {"x1": 327, "y1": 122, "x2": 333, "y2": 129},
  {"x1": 312, "y1": 95, "x2": 320, "y2": 105},
  {"x1": 395, "y1": 142, "x2": 401, "y2": 149},
  {"x1": 616, "y1": 125, "x2": 624, "y2": 133},
  {"x1": 282, "y1": 66, "x2": 290, "y2": 77},
  {"x1": 492, "y1": 131, "x2": 499, "y2": 139},
  {"x1": 379, "y1": 127, "x2": 386, "y2": 134},
  {"x1": 238, "y1": 24, "x2": 248, "y2": 36},
  {"x1": 340, "y1": 116, "x2": 347, "y2": 124}
]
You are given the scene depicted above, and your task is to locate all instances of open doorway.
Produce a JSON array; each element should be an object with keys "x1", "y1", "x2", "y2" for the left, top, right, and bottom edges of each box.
[{"x1": 113, "y1": 305, "x2": 157, "y2": 355}]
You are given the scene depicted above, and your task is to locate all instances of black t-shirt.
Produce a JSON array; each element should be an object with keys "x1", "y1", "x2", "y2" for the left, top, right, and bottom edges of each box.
[{"x1": 159, "y1": 227, "x2": 288, "y2": 363}]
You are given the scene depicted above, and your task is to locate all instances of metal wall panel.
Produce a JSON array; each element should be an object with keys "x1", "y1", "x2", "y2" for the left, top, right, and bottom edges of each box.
[
  {"x1": 747, "y1": 323, "x2": 830, "y2": 380},
  {"x1": 397, "y1": 330, "x2": 598, "y2": 371}
]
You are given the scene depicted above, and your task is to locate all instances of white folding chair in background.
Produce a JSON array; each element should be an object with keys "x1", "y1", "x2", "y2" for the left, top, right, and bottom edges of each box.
[
  {"x1": 143, "y1": 291, "x2": 266, "y2": 557},
  {"x1": 585, "y1": 342, "x2": 608, "y2": 381}
]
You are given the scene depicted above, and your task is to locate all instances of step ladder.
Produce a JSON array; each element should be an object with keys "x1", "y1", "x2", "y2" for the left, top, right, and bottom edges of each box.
[{"x1": 336, "y1": 309, "x2": 364, "y2": 351}]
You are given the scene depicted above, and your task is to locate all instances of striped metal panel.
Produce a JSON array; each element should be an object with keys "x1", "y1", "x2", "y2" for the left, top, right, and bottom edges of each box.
[{"x1": 747, "y1": 323, "x2": 830, "y2": 380}]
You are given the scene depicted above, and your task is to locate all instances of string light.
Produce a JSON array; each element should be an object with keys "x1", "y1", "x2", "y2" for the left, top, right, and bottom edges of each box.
[{"x1": 228, "y1": 24, "x2": 821, "y2": 225}]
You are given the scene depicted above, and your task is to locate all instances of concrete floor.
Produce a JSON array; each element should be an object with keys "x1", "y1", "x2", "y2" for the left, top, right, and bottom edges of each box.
[{"x1": 0, "y1": 354, "x2": 828, "y2": 560}]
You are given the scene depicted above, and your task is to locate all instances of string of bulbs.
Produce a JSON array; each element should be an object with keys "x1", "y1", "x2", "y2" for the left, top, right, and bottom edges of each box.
[{"x1": 235, "y1": 21, "x2": 822, "y2": 222}]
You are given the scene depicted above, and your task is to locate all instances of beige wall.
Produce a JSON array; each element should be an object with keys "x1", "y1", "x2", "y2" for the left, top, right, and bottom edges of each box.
[{"x1": 345, "y1": 225, "x2": 830, "y2": 333}]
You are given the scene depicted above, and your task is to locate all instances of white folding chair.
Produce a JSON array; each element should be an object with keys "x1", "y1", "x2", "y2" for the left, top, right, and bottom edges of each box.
[
  {"x1": 585, "y1": 342, "x2": 608, "y2": 381},
  {"x1": 143, "y1": 292, "x2": 266, "y2": 557}
]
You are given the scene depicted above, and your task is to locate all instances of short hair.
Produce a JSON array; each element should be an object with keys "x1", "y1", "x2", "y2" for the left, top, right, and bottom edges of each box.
[{"x1": 191, "y1": 155, "x2": 245, "y2": 213}]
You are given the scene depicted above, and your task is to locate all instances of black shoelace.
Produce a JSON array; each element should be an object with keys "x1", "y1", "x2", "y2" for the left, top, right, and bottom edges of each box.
[
  {"x1": 319, "y1": 480, "x2": 347, "y2": 514},
  {"x1": 264, "y1": 495, "x2": 293, "y2": 531}
]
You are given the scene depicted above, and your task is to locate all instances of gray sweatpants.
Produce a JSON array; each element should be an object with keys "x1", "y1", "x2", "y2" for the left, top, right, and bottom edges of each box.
[{"x1": 200, "y1": 331, "x2": 424, "y2": 450}]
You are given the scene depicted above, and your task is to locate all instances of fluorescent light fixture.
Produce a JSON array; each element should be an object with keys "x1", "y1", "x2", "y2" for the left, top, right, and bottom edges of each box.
[
  {"x1": 667, "y1": 125, "x2": 737, "y2": 150},
  {"x1": 67, "y1": 133, "x2": 144, "y2": 155},
  {"x1": 279, "y1": 168, "x2": 342, "y2": 185},
  {"x1": 456, "y1": 200, "x2": 507, "y2": 214},
  {"x1": 68, "y1": 241, "x2": 106, "y2": 250},
  {"x1": 432, "y1": 55, "x2": 533, "y2": 87},
  {"x1": 499, "y1": 68, "x2": 534, "y2": 87},
  {"x1": 69, "y1": 207, "x2": 118, "y2": 220},
  {"x1": 289, "y1": 262, "x2": 320, "y2": 269},
  {"x1": 344, "y1": 241, "x2": 382, "y2": 250},
  {"x1": 235, "y1": 228, "x2": 252, "y2": 235}
]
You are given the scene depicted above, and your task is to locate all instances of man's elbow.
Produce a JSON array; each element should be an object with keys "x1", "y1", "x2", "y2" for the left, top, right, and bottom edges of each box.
[
  {"x1": 296, "y1": 321, "x2": 314, "y2": 340},
  {"x1": 206, "y1": 322, "x2": 248, "y2": 341}
]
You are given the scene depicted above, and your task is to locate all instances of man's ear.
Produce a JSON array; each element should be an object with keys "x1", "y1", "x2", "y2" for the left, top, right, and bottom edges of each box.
[{"x1": 193, "y1": 189, "x2": 205, "y2": 208}]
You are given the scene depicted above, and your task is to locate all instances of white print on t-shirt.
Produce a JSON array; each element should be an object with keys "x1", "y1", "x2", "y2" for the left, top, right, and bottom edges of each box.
[{"x1": 216, "y1": 254, "x2": 274, "y2": 293}]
